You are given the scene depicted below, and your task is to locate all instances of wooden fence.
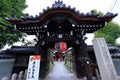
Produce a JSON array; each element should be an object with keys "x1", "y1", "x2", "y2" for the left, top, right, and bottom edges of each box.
[{"x1": 2, "y1": 70, "x2": 27, "y2": 80}]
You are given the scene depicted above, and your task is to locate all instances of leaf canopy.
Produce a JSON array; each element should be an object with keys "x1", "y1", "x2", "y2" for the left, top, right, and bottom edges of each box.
[
  {"x1": 0, "y1": 0, "x2": 27, "y2": 48},
  {"x1": 94, "y1": 22, "x2": 120, "y2": 46}
]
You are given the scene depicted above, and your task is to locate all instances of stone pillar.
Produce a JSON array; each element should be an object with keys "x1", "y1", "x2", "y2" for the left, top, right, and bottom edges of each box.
[{"x1": 92, "y1": 38, "x2": 119, "y2": 80}]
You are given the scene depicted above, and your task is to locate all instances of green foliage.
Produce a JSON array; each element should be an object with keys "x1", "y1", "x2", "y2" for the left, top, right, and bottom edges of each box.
[
  {"x1": 94, "y1": 22, "x2": 120, "y2": 46},
  {"x1": 0, "y1": 0, "x2": 27, "y2": 18},
  {"x1": 0, "y1": 0, "x2": 27, "y2": 48},
  {"x1": 91, "y1": 9, "x2": 104, "y2": 16}
]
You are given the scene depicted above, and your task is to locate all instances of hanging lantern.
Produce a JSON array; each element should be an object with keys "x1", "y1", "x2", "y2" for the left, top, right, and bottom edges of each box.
[{"x1": 55, "y1": 41, "x2": 67, "y2": 53}]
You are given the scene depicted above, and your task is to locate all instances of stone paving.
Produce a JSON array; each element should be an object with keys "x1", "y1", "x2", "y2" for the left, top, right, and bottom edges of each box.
[{"x1": 45, "y1": 61, "x2": 78, "y2": 80}]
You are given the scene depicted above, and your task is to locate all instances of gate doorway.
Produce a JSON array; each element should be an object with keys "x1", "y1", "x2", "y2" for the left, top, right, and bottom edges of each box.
[
  {"x1": 39, "y1": 40, "x2": 95, "y2": 80},
  {"x1": 6, "y1": 1, "x2": 117, "y2": 80}
]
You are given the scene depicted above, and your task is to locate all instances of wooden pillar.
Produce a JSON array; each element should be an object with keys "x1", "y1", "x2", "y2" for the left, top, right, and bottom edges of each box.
[
  {"x1": 35, "y1": 41, "x2": 41, "y2": 55},
  {"x1": 78, "y1": 40, "x2": 92, "y2": 80},
  {"x1": 84, "y1": 60, "x2": 92, "y2": 80},
  {"x1": 35, "y1": 41, "x2": 44, "y2": 79},
  {"x1": 40, "y1": 44, "x2": 49, "y2": 79},
  {"x1": 73, "y1": 45, "x2": 83, "y2": 78}
]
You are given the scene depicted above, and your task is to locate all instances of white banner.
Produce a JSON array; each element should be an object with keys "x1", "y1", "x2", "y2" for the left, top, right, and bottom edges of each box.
[{"x1": 26, "y1": 55, "x2": 41, "y2": 80}]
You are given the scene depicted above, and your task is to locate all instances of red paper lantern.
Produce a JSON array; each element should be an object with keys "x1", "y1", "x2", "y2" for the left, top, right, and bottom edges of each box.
[{"x1": 55, "y1": 41, "x2": 67, "y2": 53}]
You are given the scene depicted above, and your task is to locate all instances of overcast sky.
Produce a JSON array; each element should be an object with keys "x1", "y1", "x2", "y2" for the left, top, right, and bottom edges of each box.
[{"x1": 23, "y1": 0, "x2": 120, "y2": 45}]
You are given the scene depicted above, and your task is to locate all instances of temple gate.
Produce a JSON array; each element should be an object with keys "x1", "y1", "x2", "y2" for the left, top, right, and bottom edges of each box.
[{"x1": 6, "y1": 1, "x2": 117, "y2": 80}]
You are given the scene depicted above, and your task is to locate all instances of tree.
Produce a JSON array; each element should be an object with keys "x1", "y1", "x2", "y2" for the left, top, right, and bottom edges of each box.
[
  {"x1": 0, "y1": 0, "x2": 27, "y2": 48},
  {"x1": 94, "y1": 22, "x2": 120, "y2": 46},
  {"x1": 92, "y1": 9, "x2": 120, "y2": 46}
]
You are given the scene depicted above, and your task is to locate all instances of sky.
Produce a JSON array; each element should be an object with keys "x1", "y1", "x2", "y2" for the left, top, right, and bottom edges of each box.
[{"x1": 23, "y1": 0, "x2": 120, "y2": 45}]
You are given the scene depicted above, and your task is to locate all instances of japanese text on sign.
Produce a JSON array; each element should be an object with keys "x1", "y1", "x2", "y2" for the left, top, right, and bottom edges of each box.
[{"x1": 26, "y1": 55, "x2": 41, "y2": 80}]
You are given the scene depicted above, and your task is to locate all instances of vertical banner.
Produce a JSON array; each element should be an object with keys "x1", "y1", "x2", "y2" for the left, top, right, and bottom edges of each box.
[{"x1": 26, "y1": 55, "x2": 41, "y2": 80}]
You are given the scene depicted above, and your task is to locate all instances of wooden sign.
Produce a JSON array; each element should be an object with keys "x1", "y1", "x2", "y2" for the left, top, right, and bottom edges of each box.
[{"x1": 26, "y1": 55, "x2": 41, "y2": 80}]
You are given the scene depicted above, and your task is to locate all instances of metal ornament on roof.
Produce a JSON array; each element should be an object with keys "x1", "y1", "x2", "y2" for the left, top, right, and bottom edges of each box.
[{"x1": 52, "y1": 0, "x2": 65, "y2": 8}]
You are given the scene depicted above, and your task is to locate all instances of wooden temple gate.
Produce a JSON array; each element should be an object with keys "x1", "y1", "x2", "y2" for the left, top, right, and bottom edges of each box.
[{"x1": 6, "y1": 1, "x2": 117, "y2": 80}]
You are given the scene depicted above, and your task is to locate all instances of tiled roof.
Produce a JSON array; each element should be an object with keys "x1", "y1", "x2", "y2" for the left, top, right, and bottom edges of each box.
[
  {"x1": 87, "y1": 44, "x2": 120, "y2": 58},
  {"x1": 3, "y1": 45, "x2": 120, "y2": 56},
  {"x1": 5, "y1": 0, "x2": 118, "y2": 35},
  {"x1": 5, "y1": 46, "x2": 35, "y2": 53},
  {"x1": 0, "y1": 51, "x2": 15, "y2": 59},
  {"x1": 6, "y1": 1, "x2": 117, "y2": 22}
]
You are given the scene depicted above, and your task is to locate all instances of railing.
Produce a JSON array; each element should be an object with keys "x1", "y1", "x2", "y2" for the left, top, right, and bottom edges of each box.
[{"x1": 2, "y1": 70, "x2": 27, "y2": 80}]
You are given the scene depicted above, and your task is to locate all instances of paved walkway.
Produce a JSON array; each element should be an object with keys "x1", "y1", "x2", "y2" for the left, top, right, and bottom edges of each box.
[{"x1": 45, "y1": 61, "x2": 78, "y2": 80}]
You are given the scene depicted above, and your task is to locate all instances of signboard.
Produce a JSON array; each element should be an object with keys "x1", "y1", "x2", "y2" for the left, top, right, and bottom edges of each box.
[{"x1": 26, "y1": 55, "x2": 41, "y2": 80}]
